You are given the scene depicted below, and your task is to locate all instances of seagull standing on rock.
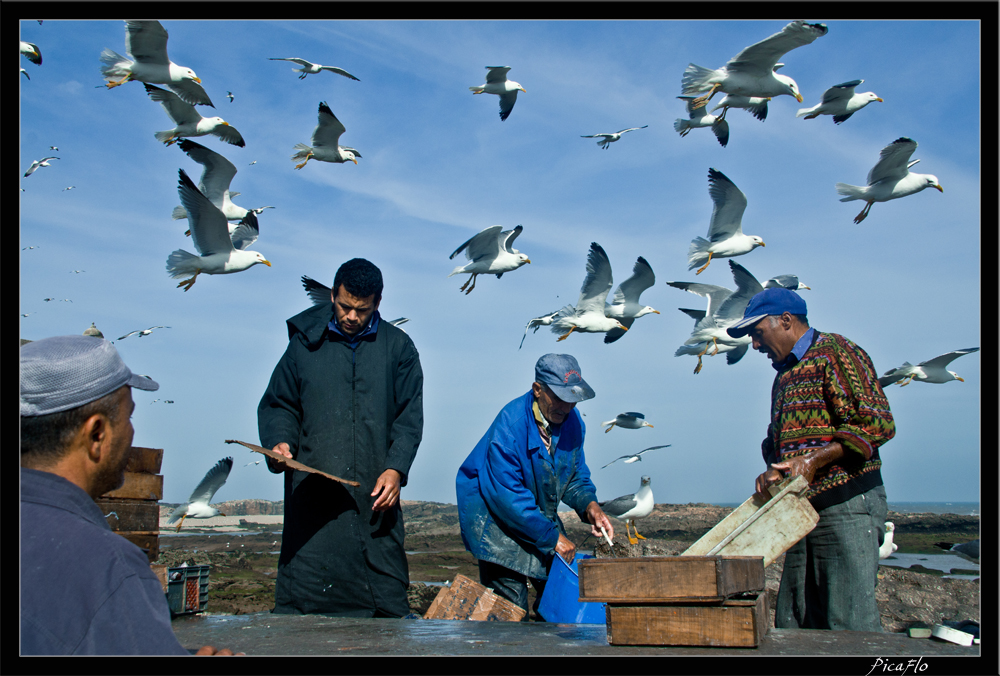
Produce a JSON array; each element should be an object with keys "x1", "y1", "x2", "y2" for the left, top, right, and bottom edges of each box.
[
  {"x1": 879, "y1": 522, "x2": 898, "y2": 559},
  {"x1": 600, "y1": 476, "x2": 654, "y2": 545}
]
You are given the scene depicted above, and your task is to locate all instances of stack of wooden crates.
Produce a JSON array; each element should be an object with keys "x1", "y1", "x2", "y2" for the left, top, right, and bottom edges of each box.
[
  {"x1": 579, "y1": 475, "x2": 819, "y2": 648},
  {"x1": 94, "y1": 446, "x2": 164, "y2": 564}
]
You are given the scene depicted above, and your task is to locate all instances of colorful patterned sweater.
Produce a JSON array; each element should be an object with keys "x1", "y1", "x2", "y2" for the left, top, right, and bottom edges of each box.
[{"x1": 762, "y1": 331, "x2": 895, "y2": 510}]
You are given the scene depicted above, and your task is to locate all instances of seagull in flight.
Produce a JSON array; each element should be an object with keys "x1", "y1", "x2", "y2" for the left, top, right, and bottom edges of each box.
[
  {"x1": 292, "y1": 102, "x2": 361, "y2": 168},
  {"x1": 601, "y1": 445, "x2": 671, "y2": 469},
  {"x1": 24, "y1": 156, "x2": 59, "y2": 177},
  {"x1": 269, "y1": 57, "x2": 360, "y2": 81},
  {"x1": 550, "y1": 242, "x2": 627, "y2": 341},
  {"x1": 226, "y1": 91, "x2": 234, "y2": 103},
  {"x1": 602, "y1": 412, "x2": 653, "y2": 433},
  {"x1": 580, "y1": 126, "x2": 647, "y2": 149},
  {"x1": 519, "y1": 310, "x2": 560, "y2": 350},
  {"x1": 117, "y1": 326, "x2": 171, "y2": 341},
  {"x1": 470, "y1": 66, "x2": 526, "y2": 122},
  {"x1": 879, "y1": 347, "x2": 979, "y2": 387},
  {"x1": 167, "y1": 457, "x2": 233, "y2": 531},
  {"x1": 448, "y1": 225, "x2": 531, "y2": 294}
]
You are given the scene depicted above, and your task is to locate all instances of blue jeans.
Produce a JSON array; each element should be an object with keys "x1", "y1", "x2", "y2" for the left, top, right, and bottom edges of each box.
[
  {"x1": 478, "y1": 559, "x2": 547, "y2": 621},
  {"x1": 776, "y1": 485, "x2": 888, "y2": 631}
]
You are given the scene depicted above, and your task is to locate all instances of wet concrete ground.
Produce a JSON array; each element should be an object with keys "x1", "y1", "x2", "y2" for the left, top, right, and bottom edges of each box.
[{"x1": 171, "y1": 613, "x2": 979, "y2": 657}]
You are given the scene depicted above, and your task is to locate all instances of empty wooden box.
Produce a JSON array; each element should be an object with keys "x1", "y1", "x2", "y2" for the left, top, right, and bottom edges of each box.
[
  {"x1": 579, "y1": 555, "x2": 765, "y2": 603},
  {"x1": 682, "y1": 475, "x2": 819, "y2": 567}
]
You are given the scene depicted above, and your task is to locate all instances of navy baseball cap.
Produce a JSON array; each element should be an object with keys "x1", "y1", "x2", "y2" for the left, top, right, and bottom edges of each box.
[
  {"x1": 727, "y1": 288, "x2": 808, "y2": 338},
  {"x1": 20, "y1": 335, "x2": 159, "y2": 417},
  {"x1": 535, "y1": 354, "x2": 595, "y2": 403}
]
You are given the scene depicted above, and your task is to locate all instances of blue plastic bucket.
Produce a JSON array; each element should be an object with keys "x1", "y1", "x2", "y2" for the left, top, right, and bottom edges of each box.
[{"x1": 537, "y1": 553, "x2": 606, "y2": 624}]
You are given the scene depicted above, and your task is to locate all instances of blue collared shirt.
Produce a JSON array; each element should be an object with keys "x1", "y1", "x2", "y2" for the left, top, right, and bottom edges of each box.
[
  {"x1": 328, "y1": 311, "x2": 380, "y2": 347},
  {"x1": 772, "y1": 327, "x2": 816, "y2": 372}
]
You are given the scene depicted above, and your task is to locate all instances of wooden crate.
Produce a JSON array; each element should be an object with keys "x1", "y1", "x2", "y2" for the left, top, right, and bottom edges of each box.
[
  {"x1": 423, "y1": 574, "x2": 526, "y2": 622},
  {"x1": 579, "y1": 556, "x2": 764, "y2": 603},
  {"x1": 682, "y1": 475, "x2": 819, "y2": 567},
  {"x1": 606, "y1": 591, "x2": 770, "y2": 647},
  {"x1": 97, "y1": 447, "x2": 164, "y2": 564}
]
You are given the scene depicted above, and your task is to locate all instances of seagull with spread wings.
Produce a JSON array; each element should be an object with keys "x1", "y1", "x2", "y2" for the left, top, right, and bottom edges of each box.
[
  {"x1": 166, "y1": 169, "x2": 270, "y2": 292},
  {"x1": 688, "y1": 168, "x2": 765, "y2": 275},
  {"x1": 167, "y1": 457, "x2": 233, "y2": 531},
  {"x1": 101, "y1": 20, "x2": 214, "y2": 107},
  {"x1": 172, "y1": 139, "x2": 271, "y2": 224},
  {"x1": 269, "y1": 57, "x2": 360, "y2": 81},
  {"x1": 836, "y1": 137, "x2": 942, "y2": 224},
  {"x1": 550, "y1": 243, "x2": 627, "y2": 341},
  {"x1": 601, "y1": 445, "x2": 671, "y2": 469},
  {"x1": 709, "y1": 94, "x2": 771, "y2": 122},
  {"x1": 603, "y1": 256, "x2": 659, "y2": 344},
  {"x1": 144, "y1": 84, "x2": 245, "y2": 147},
  {"x1": 23, "y1": 156, "x2": 59, "y2": 177},
  {"x1": 118, "y1": 326, "x2": 171, "y2": 341},
  {"x1": 581, "y1": 126, "x2": 648, "y2": 149},
  {"x1": 879, "y1": 348, "x2": 979, "y2": 387},
  {"x1": 519, "y1": 310, "x2": 560, "y2": 350},
  {"x1": 797, "y1": 79, "x2": 882, "y2": 124},
  {"x1": 470, "y1": 66, "x2": 526, "y2": 122},
  {"x1": 292, "y1": 102, "x2": 360, "y2": 169},
  {"x1": 682, "y1": 20, "x2": 829, "y2": 107},
  {"x1": 447, "y1": 225, "x2": 531, "y2": 294}
]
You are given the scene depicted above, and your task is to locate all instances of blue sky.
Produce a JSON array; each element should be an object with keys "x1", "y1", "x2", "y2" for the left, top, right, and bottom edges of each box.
[{"x1": 19, "y1": 19, "x2": 981, "y2": 508}]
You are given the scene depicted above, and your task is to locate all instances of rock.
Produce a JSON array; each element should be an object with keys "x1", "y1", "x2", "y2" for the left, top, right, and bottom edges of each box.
[{"x1": 408, "y1": 582, "x2": 444, "y2": 615}]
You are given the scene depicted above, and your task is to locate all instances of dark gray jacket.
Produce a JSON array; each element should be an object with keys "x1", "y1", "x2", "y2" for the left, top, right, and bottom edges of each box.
[{"x1": 258, "y1": 303, "x2": 423, "y2": 616}]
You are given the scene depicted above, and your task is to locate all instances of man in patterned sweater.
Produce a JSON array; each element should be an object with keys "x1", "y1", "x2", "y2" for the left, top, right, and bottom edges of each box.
[{"x1": 727, "y1": 288, "x2": 894, "y2": 632}]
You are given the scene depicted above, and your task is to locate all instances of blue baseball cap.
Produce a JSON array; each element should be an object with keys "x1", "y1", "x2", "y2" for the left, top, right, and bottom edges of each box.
[
  {"x1": 534, "y1": 354, "x2": 595, "y2": 403},
  {"x1": 20, "y1": 335, "x2": 159, "y2": 417},
  {"x1": 726, "y1": 287, "x2": 808, "y2": 338}
]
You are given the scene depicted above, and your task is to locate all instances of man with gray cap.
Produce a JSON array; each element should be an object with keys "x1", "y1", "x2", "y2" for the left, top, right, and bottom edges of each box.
[
  {"x1": 456, "y1": 354, "x2": 614, "y2": 618},
  {"x1": 726, "y1": 288, "x2": 895, "y2": 632},
  {"x1": 20, "y1": 335, "x2": 235, "y2": 655}
]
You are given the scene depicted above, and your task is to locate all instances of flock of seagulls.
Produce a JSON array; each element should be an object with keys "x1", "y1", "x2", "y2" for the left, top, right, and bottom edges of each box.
[{"x1": 20, "y1": 20, "x2": 975, "y2": 540}]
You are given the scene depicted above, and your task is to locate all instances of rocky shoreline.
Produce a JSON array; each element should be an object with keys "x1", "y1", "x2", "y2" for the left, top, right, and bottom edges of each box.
[{"x1": 158, "y1": 500, "x2": 979, "y2": 633}]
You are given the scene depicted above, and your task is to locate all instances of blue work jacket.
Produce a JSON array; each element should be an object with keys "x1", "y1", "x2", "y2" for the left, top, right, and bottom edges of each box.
[{"x1": 456, "y1": 390, "x2": 599, "y2": 579}]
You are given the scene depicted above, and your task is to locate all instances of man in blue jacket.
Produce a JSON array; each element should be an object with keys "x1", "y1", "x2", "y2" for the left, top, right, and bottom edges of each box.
[{"x1": 456, "y1": 354, "x2": 614, "y2": 618}]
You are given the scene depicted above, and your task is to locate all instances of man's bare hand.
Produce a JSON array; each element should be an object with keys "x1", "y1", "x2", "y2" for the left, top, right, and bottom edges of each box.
[
  {"x1": 371, "y1": 468, "x2": 402, "y2": 512},
  {"x1": 555, "y1": 533, "x2": 576, "y2": 564},
  {"x1": 584, "y1": 501, "x2": 614, "y2": 541},
  {"x1": 755, "y1": 465, "x2": 784, "y2": 498},
  {"x1": 268, "y1": 442, "x2": 294, "y2": 470}
]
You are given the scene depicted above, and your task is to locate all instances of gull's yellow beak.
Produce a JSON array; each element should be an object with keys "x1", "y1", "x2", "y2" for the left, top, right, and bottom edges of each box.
[
  {"x1": 194, "y1": 77, "x2": 202, "y2": 84},
  {"x1": 760, "y1": 241, "x2": 767, "y2": 247},
  {"x1": 876, "y1": 97, "x2": 884, "y2": 102},
  {"x1": 794, "y1": 93, "x2": 803, "y2": 103},
  {"x1": 653, "y1": 310, "x2": 661, "y2": 314},
  {"x1": 263, "y1": 259, "x2": 272, "y2": 267},
  {"x1": 222, "y1": 121, "x2": 230, "y2": 126},
  {"x1": 934, "y1": 184, "x2": 944, "y2": 192},
  {"x1": 525, "y1": 259, "x2": 532, "y2": 264},
  {"x1": 520, "y1": 87, "x2": 527, "y2": 93}
]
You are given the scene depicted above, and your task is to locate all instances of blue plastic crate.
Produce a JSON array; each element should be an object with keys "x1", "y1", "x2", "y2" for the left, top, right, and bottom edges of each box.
[{"x1": 166, "y1": 565, "x2": 210, "y2": 617}]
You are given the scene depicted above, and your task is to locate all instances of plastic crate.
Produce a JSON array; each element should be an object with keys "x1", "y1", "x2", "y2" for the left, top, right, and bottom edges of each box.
[{"x1": 166, "y1": 565, "x2": 210, "y2": 617}]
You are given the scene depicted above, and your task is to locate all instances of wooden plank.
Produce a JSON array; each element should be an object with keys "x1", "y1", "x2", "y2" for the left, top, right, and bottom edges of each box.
[
  {"x1": 606, "y1": 592, "x2": 769, "y2": 647},
  {"x1": 116, "y1": 531, "x2": 160, "y2": 563},
  {"x1": 100, "y1": 472, "x2": 164, "y2": 501},
  {"x1": 682, "y1": 476, "x2": 819, "y2": 567},
  {"x1": 578, "y1": 556, "x2": 764, "y2": 603},
  {"x1": 93, "y1": 497, "x2": 161, "y2": 531},
  {"x1": 126, "y1": 447, "x2": 163, "y2": 474},
  {"x1": 422, "y1": 574, "x2": 525, "y2": 622},
  {"x1": 151, "y1": 564, "x2": 169, "y2": 593}
]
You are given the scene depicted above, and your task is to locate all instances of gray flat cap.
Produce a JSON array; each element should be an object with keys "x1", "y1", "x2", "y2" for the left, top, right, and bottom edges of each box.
[{"x1": 20, "y1": 335, "x2": 158, "y2": 417}]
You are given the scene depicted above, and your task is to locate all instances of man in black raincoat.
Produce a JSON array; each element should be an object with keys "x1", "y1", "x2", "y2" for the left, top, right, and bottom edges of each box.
[{"x1": 258, "y1": 259, "x2": 423, "y2": 617}]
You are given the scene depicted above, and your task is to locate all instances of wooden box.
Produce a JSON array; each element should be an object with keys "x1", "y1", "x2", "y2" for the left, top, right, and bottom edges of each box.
[
  {"x1": 682, "y1": 475, "x2": 819, "y2": 567},
  {"x1": 579, "y1": 555, "x2": 764, "y2": 603},
  {"x1": 606, "y1": 591, "x2": 770, "y2": 647},
  {"x1": 97, "y1": 447, "x2": 164, "y2": 564},
  {"x1": 423, "y1": 574, "x2": 526, "y2": 622}
]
